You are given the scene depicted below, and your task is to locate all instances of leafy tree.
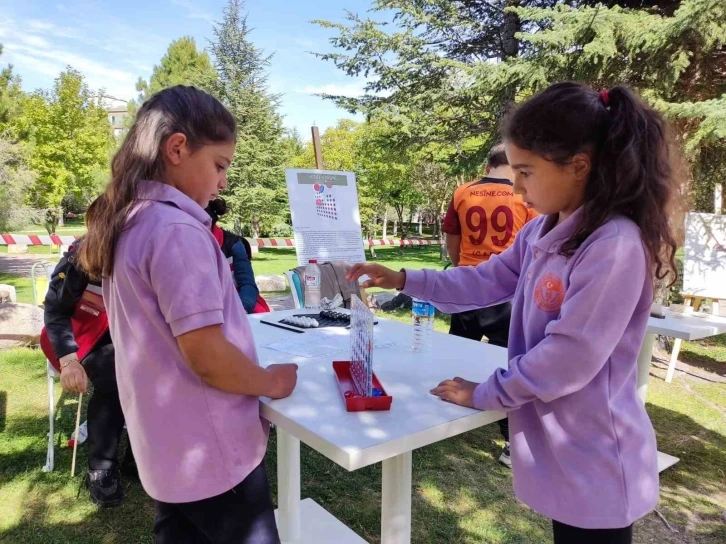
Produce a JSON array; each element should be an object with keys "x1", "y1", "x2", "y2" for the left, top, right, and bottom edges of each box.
[
  {"x1": 13, "y1": 68, "x2": 114, "y2": 233},
  {"x1": 0, "y1": 136, "x2": 41, "y2": 231},
  {"x1": 316, "y1": 0, "x2": 726, "y2": 211},
  {"x1": 135, "y1": 36, "x2": 216, "y2": 104},
  {"x1": 206, "y1": 0, "x2": 288, "y2": 238},
  {"x1": 0, "y1": 44, "x2": 24, "y2": 133}
]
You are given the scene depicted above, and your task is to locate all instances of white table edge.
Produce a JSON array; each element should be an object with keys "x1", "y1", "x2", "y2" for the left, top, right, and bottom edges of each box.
[
  {"x1": 648, "y1": 313, "x2": 726, "y2": 341},
  {"x1": 262, "y1": 403, "x2": 506, "y2": 472}
]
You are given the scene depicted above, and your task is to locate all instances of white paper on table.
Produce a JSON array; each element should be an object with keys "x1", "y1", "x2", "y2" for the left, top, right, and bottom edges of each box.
[{"x1": 265, "y1": 337, "x2": 342, "y2": 358}]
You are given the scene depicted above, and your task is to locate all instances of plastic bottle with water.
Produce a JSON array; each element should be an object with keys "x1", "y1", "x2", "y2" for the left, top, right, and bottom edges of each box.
[
  {"x1": 304, "y1": 259, "x2": 322, "y2": 310},
  {"x1": 411, "y1": 298, "x2": 435, "y2": 352}
]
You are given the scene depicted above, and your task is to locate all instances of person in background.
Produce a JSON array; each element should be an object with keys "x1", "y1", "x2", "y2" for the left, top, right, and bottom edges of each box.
[
  {"x1": 43, "y1": 239, "x2": 135, "y2": 507},
  {"x1": 205, "y1": 197, "x2": 260, "y2": 314},
  {"x1": 348, "y1": 82, "x2": 679, "y2": 544},
  {"x1": 442, "y1": 143, "x2": 538, "y2": 467},
  {"x1": 78, "y1": 85, "x2": 297, "y2": 544}
]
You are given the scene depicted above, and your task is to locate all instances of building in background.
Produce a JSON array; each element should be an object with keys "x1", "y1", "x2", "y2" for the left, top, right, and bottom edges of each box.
[{"x1": 106, "y1": 106, "x2": 129, "y2": 137}]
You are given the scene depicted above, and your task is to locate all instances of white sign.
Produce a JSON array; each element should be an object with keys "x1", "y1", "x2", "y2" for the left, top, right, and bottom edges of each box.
[
  {"x1": 683, "y1": 213, "x2": 726, "y2": 299},
  {"x1": 285, "y1": 169, "x2": 367, "y2": 267}
]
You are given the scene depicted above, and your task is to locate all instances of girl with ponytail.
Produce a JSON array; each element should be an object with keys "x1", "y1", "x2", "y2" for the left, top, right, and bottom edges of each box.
[
  {"x1": 79, "y1": 86, "x2": 296, "y2": 543},
  {"x1": 346, "y1": 82, "x2": 679, "y2": 543}
]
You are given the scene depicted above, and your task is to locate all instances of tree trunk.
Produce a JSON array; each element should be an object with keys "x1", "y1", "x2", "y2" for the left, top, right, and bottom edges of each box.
[
  {"x1": 418, "y1": 213, "x2": 423, "y2": 237},
  {"x1": 251, "y1": 216, "x2": 261, "y2": 239},
  {"x1": 501, "y1": 1, "x2": 520, "y2": 60},
  {"x1": 654, "y1": 277, "x2": 671, "y2": 351},
  {"x1": 233, "y1": 219, "x2": 243, "y2": 237},
  {"x1": 499, "y1": 1, "x2": 521, "y2": 114},
  {"x1": 437, "y1": 216, "x2": 448, "y2": 260},
  {"x1": 395, "y1": 205, "x2": 407, "y2": 255},
  {"x1": 383, "y1": 209, "x2": 388, "y2": 238},
  {"x1": 393, "y1": 219, "x2": 397, "y2": 237}
]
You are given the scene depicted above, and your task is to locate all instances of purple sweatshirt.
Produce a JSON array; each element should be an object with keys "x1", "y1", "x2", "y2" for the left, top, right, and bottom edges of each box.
[{"x1": 404, "y1": 209, "x2": 659, "y2": 529}]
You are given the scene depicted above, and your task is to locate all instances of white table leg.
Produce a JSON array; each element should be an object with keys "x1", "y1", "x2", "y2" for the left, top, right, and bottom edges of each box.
[
  {"x1": 637, "y1": 333, "x2": 656, "y2": 404},
  {"x1": 381, "y1": 450, "x2": 412, "y2": 544},
  {"x1": 665, "y1": 338, "x2": 682, "y2": 383},
  {"x1": 637, "y1": 332, "x2": 681, "y2": 472},
  {"x1": 277, "y1": 428, "x2": 301, "y2": 543}
]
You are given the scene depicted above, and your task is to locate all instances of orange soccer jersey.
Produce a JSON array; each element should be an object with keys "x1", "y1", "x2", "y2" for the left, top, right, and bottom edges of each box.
[{"x1": 442, "y1": 177, "x2": 537, "y2": 266}]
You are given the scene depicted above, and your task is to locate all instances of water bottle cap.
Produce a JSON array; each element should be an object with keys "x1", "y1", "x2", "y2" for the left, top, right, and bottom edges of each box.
[{"x1": 309, "y1": 259, "x2": 318, "y2": 264}]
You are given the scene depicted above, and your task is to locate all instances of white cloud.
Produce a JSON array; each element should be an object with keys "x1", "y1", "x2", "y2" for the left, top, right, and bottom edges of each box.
[
  {"x1": 26, "y1": 19, "x2": 91, "y2": 43},
  {"x1": 15, "y1": 34, "x2": 52, "y2": 50},
  {"x1": 7, "y1": 53, "x2": 60, "y2": 79},
  {"x1": 0, "y1": 17, "x2": 139, "y2": 101},
  {"x1": 170, "y1": 0, "x2": 215, "y2": 23},
  {"x1": 296, "y1": 82, "x2": 368, "y2": 97}
]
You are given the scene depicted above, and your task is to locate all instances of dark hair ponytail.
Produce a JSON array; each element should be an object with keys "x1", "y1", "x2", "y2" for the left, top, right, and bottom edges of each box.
[
  {"x1": 78, "y1": 86, "x2": 237, "y2": 280},
  {"x1": 205, "y1": 197, "x2": 228, "y2": 225},
  {"x1": 503, "y1": 82, "x2": 678, "y2": 284}
]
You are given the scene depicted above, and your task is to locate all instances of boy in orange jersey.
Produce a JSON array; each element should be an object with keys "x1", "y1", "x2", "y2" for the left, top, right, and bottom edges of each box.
[{"x1": 442, "y1": 143, "x2": 538, "y2": 466}]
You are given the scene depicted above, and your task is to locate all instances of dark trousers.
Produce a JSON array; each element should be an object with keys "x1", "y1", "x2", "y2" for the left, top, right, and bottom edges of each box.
[
  {"x1": 154, "y1": 462, "x2": 280, "y2": 544},
  {"x1": 553, "y1": 520, "x2": 633, "y2": 544},
  {"x1": 449, "y1": 302, "x2": 512, "y2": 442},
  {"x1": 81, "y1": 337, "x2": 128, "y2": 471}
]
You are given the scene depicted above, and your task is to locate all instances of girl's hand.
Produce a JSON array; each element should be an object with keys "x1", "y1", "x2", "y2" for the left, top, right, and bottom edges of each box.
[
  {"x1": 346, "y1": 263, "x2": 406, "y2": 290},
  {"x1": 266, "y1": 363, "x2": 299, "y2": 399},
  {"x1": 430, "y1": 377, "x2": 479, "y2": 408},
  {"x1": 60, "y1": 359, "x2": 89, "y2": 394}
]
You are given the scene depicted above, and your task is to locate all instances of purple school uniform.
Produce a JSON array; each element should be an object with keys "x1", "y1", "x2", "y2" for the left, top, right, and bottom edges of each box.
[
  {"x1": 103, "y1": 180, "x2": 268, "y2": 503},
  {"x1": 404, "y1": 209, "x2": 659, "y2": 529}
]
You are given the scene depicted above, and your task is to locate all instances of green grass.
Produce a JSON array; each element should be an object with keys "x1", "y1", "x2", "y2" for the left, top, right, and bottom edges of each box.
[
  {"x1": 681, "y1": 334, "x2": 726, "y2": 366},
  {"x1": 250, "y1": 245, "x2": 445, "y2": 277},
  {"x1": 0, "y1": 246, "x2": 66, "y2": 256},
  {"x1": 0, "y1": 273, "x2": 34, "y2": 305},
  {"x1": 1, "y1": 337, "x2": 725, "y2": 543},
  {"x1": 3, "y1": 221, "x2": 87, "y2": 237}
]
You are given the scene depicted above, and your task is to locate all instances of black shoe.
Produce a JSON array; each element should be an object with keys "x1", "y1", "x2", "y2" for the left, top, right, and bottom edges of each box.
[{"x1": 85, "y1": 469, "x2": 124, "y2": 507}]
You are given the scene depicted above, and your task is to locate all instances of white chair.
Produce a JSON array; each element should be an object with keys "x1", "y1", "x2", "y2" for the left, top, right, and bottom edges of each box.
[
  {"x1": 30, "y1": 262, "x2": 61, "y2": 472},
  {"x1": 284, "y1": 270, "x2": 303, "y2": 310},
  {"x1": 43, "y1": 361, "x2": 61, "y2": 472}
]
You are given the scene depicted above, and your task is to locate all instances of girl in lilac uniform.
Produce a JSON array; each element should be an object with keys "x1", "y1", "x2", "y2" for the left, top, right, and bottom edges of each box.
[
  {"x1": 347, "y1": 82, "x2": 678, "y2": 544},
  {"x1": 78, "y1": 86, "x2": 298, "y2": 544}
]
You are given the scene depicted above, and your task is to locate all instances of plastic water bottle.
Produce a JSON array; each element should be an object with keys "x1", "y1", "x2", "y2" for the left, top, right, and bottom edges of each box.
[
  {"x1": 304, "y1": 259, "x2": 322, "y2": 310},
  {"x1": 411, "y1": 298, "x2": 435, "y2": 352}
]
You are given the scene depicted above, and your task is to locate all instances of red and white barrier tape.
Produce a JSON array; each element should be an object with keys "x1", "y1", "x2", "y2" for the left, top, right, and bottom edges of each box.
[{"x1": 2, "y1": 234, "x2": 440, "y2": 248}]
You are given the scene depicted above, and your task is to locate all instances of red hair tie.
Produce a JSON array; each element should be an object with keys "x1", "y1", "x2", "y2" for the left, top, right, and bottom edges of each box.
[{"x1": 600, "y1": 89, "x2": 610, "y2": 108}]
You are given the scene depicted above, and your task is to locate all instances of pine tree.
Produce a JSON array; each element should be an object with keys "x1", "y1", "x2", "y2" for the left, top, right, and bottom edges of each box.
[
  {"x1": 317, "y1": 0, "x2": 726, "y2": 210},
  {"x1": 206, "y1": 0, "x2": 287, "y2": 237}
]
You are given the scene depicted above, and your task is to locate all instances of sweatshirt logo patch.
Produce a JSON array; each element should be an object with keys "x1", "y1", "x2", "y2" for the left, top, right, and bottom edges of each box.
[{"x1": 534, "y1": 273, "x2": 565, "y2": 312}]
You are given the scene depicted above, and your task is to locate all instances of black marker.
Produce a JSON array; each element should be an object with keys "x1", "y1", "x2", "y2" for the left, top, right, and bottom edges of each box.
[{"x1": 260, "y1": 320, "x2": 305, "y2": 333}]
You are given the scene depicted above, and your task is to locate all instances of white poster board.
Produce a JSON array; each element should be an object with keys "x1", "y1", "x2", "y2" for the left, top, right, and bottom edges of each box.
[
  {"x1": 285, "y1": 169, "x2": 367, "y2": 267},
  {"x1": 683, "y1": 212, "x2": 726, "y2": 299}
]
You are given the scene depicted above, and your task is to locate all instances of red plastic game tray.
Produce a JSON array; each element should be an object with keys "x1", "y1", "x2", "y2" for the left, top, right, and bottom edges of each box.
[{"x1": 332, "y1": 361, "x2": 393, "y2": 412}]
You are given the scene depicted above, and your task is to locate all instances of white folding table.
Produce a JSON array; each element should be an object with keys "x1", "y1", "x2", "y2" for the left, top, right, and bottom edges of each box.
[
  {"x1": 250, "y1": 310, "x2": 508, "y2": 544},
  {"x1": 637, "y1": 310, "x2": 726, "y2": 471}
]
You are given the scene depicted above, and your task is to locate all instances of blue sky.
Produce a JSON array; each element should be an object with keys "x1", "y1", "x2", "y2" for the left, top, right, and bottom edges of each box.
[{"x1": 0, "y1": 0, "x2": 376, "y2": 138}]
